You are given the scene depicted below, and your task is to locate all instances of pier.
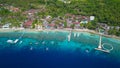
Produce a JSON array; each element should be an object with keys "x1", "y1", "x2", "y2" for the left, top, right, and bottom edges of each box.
[{"x1": 95, "y1": 29, "x2": 113, "y2": 53}]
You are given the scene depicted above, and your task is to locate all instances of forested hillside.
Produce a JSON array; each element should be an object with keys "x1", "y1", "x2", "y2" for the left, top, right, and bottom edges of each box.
[{"x1": 0, "y1": 0, "x2": 120, "y2": 26}]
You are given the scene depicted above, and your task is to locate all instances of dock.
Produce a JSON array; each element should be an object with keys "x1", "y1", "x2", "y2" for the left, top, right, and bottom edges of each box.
[{"x1": 95, "y1": 48, "x2": 110, "y2": 53}]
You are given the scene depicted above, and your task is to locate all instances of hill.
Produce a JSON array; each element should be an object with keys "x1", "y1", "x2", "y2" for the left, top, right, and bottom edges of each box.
[{"x1": 0, "y1": 0, "x2": 120, "y2": 26}]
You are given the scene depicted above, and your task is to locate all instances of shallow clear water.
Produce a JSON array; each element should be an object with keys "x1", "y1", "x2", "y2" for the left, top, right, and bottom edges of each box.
[{"x1": 0, "y1": 31, "x2": 120, "y2": 68}]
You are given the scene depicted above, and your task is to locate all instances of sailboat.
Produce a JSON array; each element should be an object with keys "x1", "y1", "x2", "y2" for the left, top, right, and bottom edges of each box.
[{"x1": 95, "y1": 30, "x2": 113, "y2": 53}]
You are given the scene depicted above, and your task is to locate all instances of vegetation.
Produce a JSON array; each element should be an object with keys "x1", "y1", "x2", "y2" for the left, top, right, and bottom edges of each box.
[
  {"x1": 0, "y1": 0, "x2": 120, "y2": 25},
  {"x1": 108, "y1": 28, "x2": 120, "y2": 36},
  {"x1": 0, "y1": 0, "x2": 120, "y2": 36}
]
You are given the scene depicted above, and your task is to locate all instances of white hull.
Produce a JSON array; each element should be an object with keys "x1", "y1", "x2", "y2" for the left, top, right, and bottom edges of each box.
[
  {"x1": 74, "y1": 33, "x2": 76, "y2": 37},
  {"x1": 14, "y1": 39, "x2": 19, "y2": 43}
]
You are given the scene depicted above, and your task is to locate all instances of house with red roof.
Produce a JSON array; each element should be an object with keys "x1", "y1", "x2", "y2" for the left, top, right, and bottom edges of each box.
[
  {"x1": 73, "y1": 20, "x2": 80, "y2": 29},
  {"x1": 23, "y1": 20, "x2": 33, "y2": 28},
  {"x1": 48, "y1": 23, "x2": 55, "y2": 29},
  {"x1": 73, "y1": 22, "x2": 80, "y2": 24}
]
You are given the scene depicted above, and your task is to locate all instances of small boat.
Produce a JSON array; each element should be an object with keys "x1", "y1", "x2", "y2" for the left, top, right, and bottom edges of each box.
[
  {"x1": 42, "y1": 41, "x2": 45, "y2": 44},
  {"x1": 19, "y1": 41, "x2": 23, "y2": 44},
  {"x1": 7, "y1": 39, "x2": 19, "y2": 44},
  {"x1": 14, "y1": 39, "x2": 19, "y2": 43},
  {"x1": 68, "y1": 35, "x2": 70, "y2": 41},
  {"x1": 77, "y1": 33, "x2": 80, "y2": 37},
  {"x1": 7, "y1": 40, "x2": 14, "y2": 43},
  {"x1": 30, "y1": 46, "x2": 33, "y2": 50},
  {"x1": 46, "y1": 47, "x2": 49, "y2": 51},
  {"x1": 74, "y1": 33, "x2": 76, "y2": 37},
  {"x1": 68, "y1": 30, "x2": 71, "y2": 41},
  {"x1": 7, "y1": 30, "x2": 25, "y2": 44},
  {"x1": 51, "y1": 41, "x2": 54, "y2": 44}
]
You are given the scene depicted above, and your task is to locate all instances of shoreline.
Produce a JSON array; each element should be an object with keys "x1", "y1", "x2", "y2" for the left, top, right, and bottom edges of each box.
[
  {"x1": 73, "y1": 29, "x2": 120, "y2": 40},
  {"x1": 0, "y1": 28, "x2": 120, "y2": 40}
]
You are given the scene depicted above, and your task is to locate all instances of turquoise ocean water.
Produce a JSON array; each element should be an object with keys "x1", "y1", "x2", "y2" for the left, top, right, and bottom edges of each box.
[{"x1": 0, "y1": 30, "x2": 120, "y2": 68}]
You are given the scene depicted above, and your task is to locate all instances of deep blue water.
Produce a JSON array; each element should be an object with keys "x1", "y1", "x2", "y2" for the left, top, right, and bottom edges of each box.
[{"x1": 0, "y1": 31, "x2": 120, "y2": 68}]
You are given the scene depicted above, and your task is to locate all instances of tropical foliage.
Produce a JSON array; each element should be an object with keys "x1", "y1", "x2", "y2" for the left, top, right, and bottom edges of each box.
[{"x1": 0, "y1": 0, "x2": 120, "y2": 35}]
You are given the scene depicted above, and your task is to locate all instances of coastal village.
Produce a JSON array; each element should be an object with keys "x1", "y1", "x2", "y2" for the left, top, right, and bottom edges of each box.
[
  {"x1": 0, "y1": 1, "x2": 120, "y2": 68},
  {"x1": 0, "y1": 1, "x2": 120, "y2": 37}
]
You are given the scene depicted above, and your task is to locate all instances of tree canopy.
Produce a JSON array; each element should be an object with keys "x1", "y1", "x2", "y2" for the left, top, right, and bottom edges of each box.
[{"x1": 0, "y1": 0, "x2": 120, "y2": 26}]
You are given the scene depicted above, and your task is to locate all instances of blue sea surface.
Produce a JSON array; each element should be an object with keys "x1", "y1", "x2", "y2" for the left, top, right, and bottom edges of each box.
[{"x1": 0, "y1": 31, "x2": 120, "y2": 68}]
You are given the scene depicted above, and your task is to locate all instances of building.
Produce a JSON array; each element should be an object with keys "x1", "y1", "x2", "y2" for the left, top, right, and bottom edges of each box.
[
  {"x1": 23, "y1": 20, "x2": 33, "y2": 28},
  {"x1": 2, "y1": 23, "x2": 11, "y2": 29},
  {"x1": 73, "y1": 22, "x2": 80, "y2": 29},
  {"x1": 90, "y1": 16, "x2": 95, "y2": 21},
  {"x1": 80, "y1": 20, "x2": 88, "y2": 24},
  {"x1": 5, "y1": 6, "x2": 20, "y2": 12},
  {"x1": 48, "y1": 23, "x2": 55, "y2": 29}
]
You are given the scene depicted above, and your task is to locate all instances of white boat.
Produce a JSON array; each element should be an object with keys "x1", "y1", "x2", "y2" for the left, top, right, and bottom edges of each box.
[
  {"x1": 42, "y1": 41, "x2": 45, "y2": 44},
  {"x1": 19, "y1": 41, "x2": 23, "y2": 44},
  {"x1": 7, "y1": 39, "x2": 19, "y2": 44},
  {"x1": 68, "y1": 35, "x2": 71, "y2": 41},
  {"x1": 7, "y1": 30, "x2": 25, "y2": 44},
  {"x1": 30, "y1": 46, "x2": 33, "y2": 50},
  {"x1": 74, "y1": 33, "x2": 76, "y2": 37},
  {"x1": 7, "y1": 40, "x2": 14, "y2": 43},
  {"x1": 51, "y1": 41, "x2": 54, "y2": 44},
  {"x1": 77, "y1": 33, "x2": 80, "y2": 37},
  {"x1": 14, "y1": 39, "x2": 19, "y2": 43},
  {"x1": 68, "y1": 30, "x2": 71, "y2": 41}
]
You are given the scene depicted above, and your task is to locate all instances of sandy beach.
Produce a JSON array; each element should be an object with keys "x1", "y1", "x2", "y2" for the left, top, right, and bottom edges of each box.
[{"x1": 0, "y1": 28, "x2": 120, "y2": 40}]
